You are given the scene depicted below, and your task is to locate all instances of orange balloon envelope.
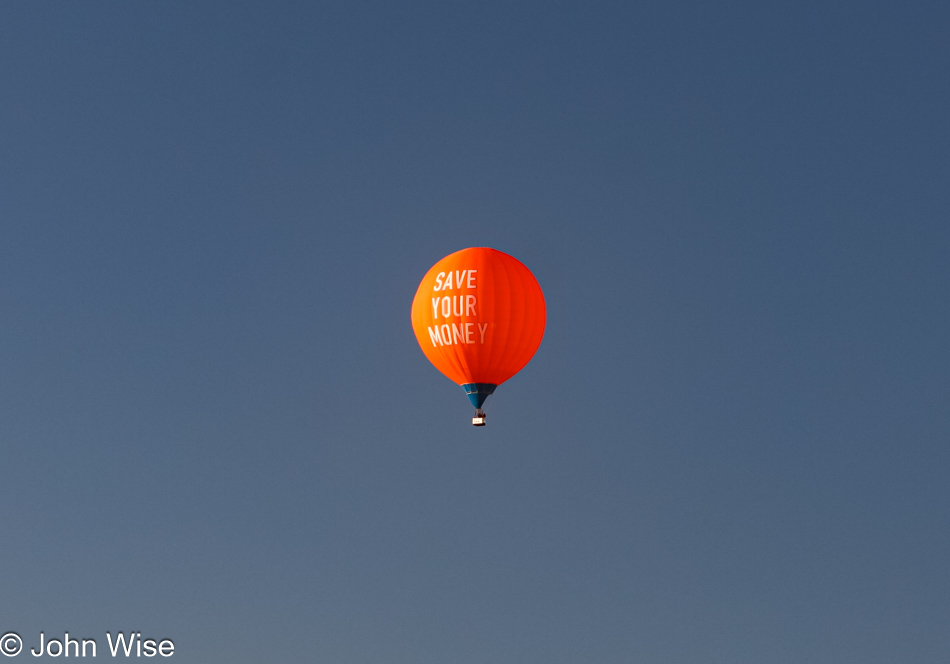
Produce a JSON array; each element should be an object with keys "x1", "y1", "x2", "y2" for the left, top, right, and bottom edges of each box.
[{"x1": 411, "y1": 247, "x2": 546, "y2": 425}]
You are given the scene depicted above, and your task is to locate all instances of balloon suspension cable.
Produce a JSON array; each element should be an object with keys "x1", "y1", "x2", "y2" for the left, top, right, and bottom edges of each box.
[{"x1": 472, "y1": 408, "x2": 487, "y2": 427}]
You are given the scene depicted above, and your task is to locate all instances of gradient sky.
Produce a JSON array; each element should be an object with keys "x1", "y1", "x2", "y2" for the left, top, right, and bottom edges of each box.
[{"x1": 1, "y1": 2, "x2": 948, "y2": 662}]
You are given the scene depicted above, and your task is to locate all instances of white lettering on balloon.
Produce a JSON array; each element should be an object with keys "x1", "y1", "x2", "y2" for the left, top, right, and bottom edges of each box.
[{"x1": 426, "y1": 269, "x2": 488, "y2": 347}]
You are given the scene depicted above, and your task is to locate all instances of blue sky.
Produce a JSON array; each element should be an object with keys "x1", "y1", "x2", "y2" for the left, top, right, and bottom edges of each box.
[{"x1": 1, "y1": 2, "x2": 948, "y2": 662}]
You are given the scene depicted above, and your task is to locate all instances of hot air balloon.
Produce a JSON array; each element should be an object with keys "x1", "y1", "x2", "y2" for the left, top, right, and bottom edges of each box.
[{"x1": 411, "y1": 247, "x2": 546, "y2": 426}]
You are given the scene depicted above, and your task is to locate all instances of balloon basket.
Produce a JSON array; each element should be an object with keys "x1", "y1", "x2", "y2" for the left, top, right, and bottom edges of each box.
[{"x1": 472, "y1": 409, "x2": 487, "y2": 427}]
